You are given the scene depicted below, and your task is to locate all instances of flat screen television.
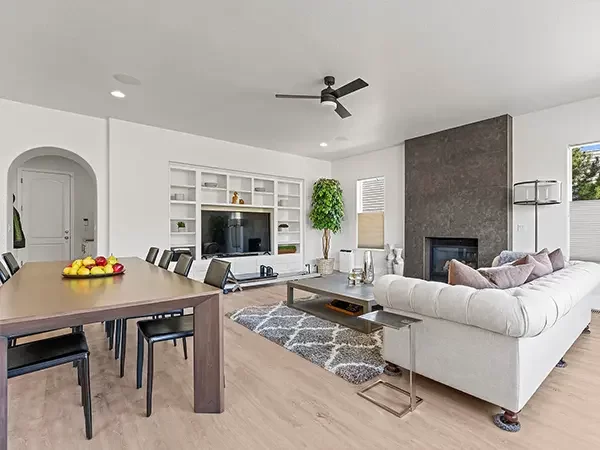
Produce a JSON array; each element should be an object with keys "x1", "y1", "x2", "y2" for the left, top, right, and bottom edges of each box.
[{"x1": 201, "y1": 210, "x2": 271, "y2": 257}]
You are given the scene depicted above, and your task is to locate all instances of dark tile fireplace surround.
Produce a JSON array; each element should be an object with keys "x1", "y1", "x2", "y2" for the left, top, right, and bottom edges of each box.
[{"x1": 405, "y1": 115, "x2": 513, "y2": 281}]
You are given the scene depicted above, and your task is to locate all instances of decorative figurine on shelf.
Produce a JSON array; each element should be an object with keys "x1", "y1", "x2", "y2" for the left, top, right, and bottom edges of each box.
[
  {"x1": 385, "y1": 244, "x2": 404, "y2": 275},
  {"x1": 385, "y1": 244, "x2": 394, "y2": 274},
  {"x1": 231, "y1": 191, "x2": 239, "y2": 204},
  {"x1": 392, "y1": 247, "x2": 404, "y2": 275},
  {"x1": 239, "y1": 198, "x2": 245, "y2": 204}
]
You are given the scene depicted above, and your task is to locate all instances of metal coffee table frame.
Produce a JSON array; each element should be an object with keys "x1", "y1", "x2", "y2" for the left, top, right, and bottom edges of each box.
[{"x1": 357, "y1": 310, "x2": 423, "y2": 418}]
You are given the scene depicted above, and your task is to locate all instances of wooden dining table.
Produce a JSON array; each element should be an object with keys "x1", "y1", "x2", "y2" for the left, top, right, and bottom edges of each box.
[{"x1": 0, "y1": 257, "x2": 224, "y2": 450}]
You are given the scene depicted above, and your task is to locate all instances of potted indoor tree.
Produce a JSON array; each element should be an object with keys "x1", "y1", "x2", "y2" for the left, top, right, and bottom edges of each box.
[{"x1": 309, "y1": 178, "x2": 344, "y2": 275}]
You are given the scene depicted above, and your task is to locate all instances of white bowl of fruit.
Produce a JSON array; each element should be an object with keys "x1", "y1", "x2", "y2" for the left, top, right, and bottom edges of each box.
[{"x1": 62, "y1": 255, "x2": 125, "y2": 278}]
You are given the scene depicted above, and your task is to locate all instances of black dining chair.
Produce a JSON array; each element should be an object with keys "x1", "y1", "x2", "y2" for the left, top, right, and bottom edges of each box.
[
  {"x1": 8, "y1": 332, "x2": 93, "y2": 439},
  {"x1": 1, "y1": 262, "x2": 15, "y2": 347},
  {"x1": 173, "y1": 253, "x2": 193, "y2": 277},
  {"x1": 0, "y1": 261, "x2": 10, "y2": 284},
  {"x1": 135, "y1": 258, "x2": 230, "y2": 417},
  {"x1": 115, "y1": 253, "x2": 193, "y2": 378},
  {"x1": 145, "y1": 247, "x2": 159, "y2": 264},
  {"x1": 157, "y1": 250, "x2": 173, "y2": 270},
  {"x1": 2, "y1": 252, "x2": 20, "y2": 275}
]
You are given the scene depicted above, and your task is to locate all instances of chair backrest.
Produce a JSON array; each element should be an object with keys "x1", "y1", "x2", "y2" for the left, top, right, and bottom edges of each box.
[
  {"x1": 0, "y1": 262, "x2": 11, "y2": 284},
  {"x1": 173, "y1": 254, "x2": 193, "y2": 277},
  {"x1": 203, "y1": 259, "x2": 231, "y2": 288},
  {"x1": 145, "y1": 247, "x2": 159, "y2": 264},
  {"x1": 2, "y1": 252, "x2": 20, "y2": 275},
  {"x1": 158, "y1": 250, "x2": 173, "y2": 270}
]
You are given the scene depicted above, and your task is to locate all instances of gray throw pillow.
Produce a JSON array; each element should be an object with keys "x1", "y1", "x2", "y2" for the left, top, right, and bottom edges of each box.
[
  {"x1": 514, "y1": 253, "x2": 553, "y2": 282},
  {"x1": 497, "y1": 250, "x2": 530, "y2": 266},
  {"x1": 478, "y1": 264, "x2": 535, "y2": 289},
  {"x1": 548, "y1": 248, "x2": 565, "y2": 272},
  {"x1": 499, "y1": 248, "x2": 548, "y2": 266},
  {"x1": 448, "y1": 259, "x2": 496, "y2": 289}
]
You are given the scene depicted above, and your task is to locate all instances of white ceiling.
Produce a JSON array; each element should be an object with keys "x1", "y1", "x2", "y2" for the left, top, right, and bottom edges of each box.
[{"x1": 2, "y1": 0, "x2": 600, "y2": 161}]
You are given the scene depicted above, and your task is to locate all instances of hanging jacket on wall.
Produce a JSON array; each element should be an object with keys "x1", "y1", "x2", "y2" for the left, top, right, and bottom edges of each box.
[{"x1": 13, "y1": 206, "x2": 26, "y2": 249}]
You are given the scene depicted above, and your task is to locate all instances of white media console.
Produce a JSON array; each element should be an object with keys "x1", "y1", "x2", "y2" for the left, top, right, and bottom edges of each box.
[{"x1": 169, "y1": 163, "x2": 306, "y2": 280}]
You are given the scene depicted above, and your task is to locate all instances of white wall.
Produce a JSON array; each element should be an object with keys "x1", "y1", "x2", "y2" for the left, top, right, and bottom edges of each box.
[
  {"x1": 15, "y1": 92, "x2": 600, "y2": 267},
  {"x1": 108, "y1": 119, "x2": 331, "y2": 264},
  {"x1": 331, "y1": 145, "x2": 405, "y2": 273},
  {"x1": 18, "y1": 155, "x2": 97, "y2": 258},
  {"x1": 513, "y1": 95, "x2": 600, "y2": 257},
  {"x1": 0, "y1": 99, "x2": 108, "y2": 256},
  {"x1": 0, "y1": 100, "x2": 330, "y2": 266}
]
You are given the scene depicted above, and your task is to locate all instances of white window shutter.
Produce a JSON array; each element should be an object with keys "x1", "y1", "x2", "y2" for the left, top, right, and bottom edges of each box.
[
  {"x1": 570, "y1": 200, "x2": 600, "y2": 262},
  {"x1": 357, "y1": 177, "x2": 385, "y2": 249}
]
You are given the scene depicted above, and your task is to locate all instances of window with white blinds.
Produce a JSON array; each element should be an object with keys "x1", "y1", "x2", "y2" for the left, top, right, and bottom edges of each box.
[
  {"x1": 570, "y1": 143, "x2": 600, "y2": 262},
  {"x1": 357, "y1": 177, "x2": 384, "y2": 249}
]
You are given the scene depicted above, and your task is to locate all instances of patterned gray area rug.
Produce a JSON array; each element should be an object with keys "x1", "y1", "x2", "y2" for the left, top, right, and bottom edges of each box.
[{"x1": 227, "y1": 302, "x2": 385, "y2": 384}]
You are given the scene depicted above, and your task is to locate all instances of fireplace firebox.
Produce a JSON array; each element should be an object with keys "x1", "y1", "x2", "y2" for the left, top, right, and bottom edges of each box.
[{"x1": 425, "y1": 238, "x2": 478, "y2": 282}]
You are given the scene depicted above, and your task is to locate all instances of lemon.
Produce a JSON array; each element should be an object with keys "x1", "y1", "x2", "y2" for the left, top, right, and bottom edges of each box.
[
  {"x1": 77, "y1": 267, "x2": 90, "y2": 276},
  {"x1": 68, "y1": 267, "x2": 79, "y2": 276},
  {"x1": 63, "y1": 266, "x2": 72, "y2": 275},
  {"x1": 104, "y1": 264, "x2": 114, "y2": 274}
]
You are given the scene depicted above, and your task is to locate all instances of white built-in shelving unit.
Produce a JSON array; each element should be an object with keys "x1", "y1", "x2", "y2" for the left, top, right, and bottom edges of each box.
[
  {"x1": 169, "y1": 164, "x2": 303, "y2": 267},
  {"x1": 169, "y1": 167, "x2": 198, "y2": 258}
]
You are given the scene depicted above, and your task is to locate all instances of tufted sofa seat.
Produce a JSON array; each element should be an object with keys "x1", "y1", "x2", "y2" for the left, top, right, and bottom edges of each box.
[{"x1": 374, "y1": 261, "x2": 600, "y2": 338}]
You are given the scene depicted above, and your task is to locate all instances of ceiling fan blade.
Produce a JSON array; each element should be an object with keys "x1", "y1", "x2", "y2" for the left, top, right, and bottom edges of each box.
[
  {"x1": 335, "y1": 101, "x2": 351, "y2": 119},
  {"x1": 332, "y1": 78, "x2": 368, "y2": 98},
  {"x1": 275, "y1": 94, "x2": 321, "y2": 99}
]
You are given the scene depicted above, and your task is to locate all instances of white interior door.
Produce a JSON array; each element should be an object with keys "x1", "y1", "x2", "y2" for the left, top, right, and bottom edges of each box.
[{"x1": 20, "y1": 169, "x2": 72, "y2": 262}]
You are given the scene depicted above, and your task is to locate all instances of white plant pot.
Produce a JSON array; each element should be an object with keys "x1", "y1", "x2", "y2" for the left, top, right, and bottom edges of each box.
[{"x1": 317, "y1": 258, "x2": 335, "y2": 275}]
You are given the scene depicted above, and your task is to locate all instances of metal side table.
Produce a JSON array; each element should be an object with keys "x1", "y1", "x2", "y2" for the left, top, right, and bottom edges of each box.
[{"x1": 357, "y1": 310, "x2": 423, "y2": 418}]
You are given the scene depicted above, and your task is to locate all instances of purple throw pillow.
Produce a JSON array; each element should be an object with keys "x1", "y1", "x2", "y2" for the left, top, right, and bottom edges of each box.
[
  {"x1": 478, "y1": 263, "x2": 535, "y2": 289},
  {"x1": 514, "y1": 253, "x2": 553, "y2": 282},
  {"x1": 448, "y1": 259, "x2": 496, "y2": 289},
  {"x1": 548, "y1": 248, "x2": 565, "y2": 272}
]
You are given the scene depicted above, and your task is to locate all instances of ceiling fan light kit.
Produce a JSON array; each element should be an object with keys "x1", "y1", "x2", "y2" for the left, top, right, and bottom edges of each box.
[{"x1": 275, "y1": 75, "x2": 368, "y2": 119}]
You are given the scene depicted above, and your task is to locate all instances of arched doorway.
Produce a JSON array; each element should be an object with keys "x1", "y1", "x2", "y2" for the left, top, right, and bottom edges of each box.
[{"x1": 6, "y1": 147, "x2": 98, "y2": 264}]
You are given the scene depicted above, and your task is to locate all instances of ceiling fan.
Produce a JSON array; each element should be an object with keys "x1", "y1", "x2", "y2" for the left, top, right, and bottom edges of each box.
[{"x1": 275, "y1": 76, "x2": 368, "y2": 119}]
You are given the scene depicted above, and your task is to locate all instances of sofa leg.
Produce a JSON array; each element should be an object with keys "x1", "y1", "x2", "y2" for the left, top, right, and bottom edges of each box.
[
  {"x1": 383, "y1": 361, "x2": 402, "y2": 377},
  {"x1": 582, "y1": 324, "x2": 591, "y2": 335},
  {"x1": 493, "y1": 409, "x2": 521, "y2": 432},
  {"x1": 556, "y1": 358, "x2": 567, "y2": 368}
]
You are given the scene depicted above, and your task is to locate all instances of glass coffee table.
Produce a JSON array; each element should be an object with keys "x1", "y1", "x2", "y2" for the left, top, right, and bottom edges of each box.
[
  {"x1": 357, "y1": 310, "x2": 423, "y2": 418},
  {"x1": 287, "y1": 273, "x2": 381, "y2": 334}
]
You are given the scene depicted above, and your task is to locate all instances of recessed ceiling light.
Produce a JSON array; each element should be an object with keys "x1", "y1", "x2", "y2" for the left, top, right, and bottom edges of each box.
[
  {"x1": 320, "y1": 142, "x2": 328, "y2": 147},
  {"x1": 113, "y1": 73, "x2": 142, "y2": 86},
  {"x1": 110, "y1": 90, "x2": 126, "y2": 98}
]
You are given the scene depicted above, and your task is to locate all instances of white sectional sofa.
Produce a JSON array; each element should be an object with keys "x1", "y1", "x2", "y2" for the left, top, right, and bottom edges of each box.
[{"x1": 374, "y1": 261, "x2": 600, "y2": 430}]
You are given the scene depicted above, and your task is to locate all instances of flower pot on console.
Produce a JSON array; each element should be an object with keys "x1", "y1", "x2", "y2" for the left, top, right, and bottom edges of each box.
[{"x1": 317, "y1": 258, "x2": 335, "y2": 275}]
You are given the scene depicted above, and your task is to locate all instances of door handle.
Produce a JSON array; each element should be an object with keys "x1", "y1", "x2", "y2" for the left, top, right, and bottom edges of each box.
[{"x1": 64, "y1": 236, "x2": 70, "y2": 240}]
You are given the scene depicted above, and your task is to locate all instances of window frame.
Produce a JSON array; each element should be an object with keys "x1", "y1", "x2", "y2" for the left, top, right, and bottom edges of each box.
[{"x1": 356, "y1": 176, "x2": 385, "y2": 250}]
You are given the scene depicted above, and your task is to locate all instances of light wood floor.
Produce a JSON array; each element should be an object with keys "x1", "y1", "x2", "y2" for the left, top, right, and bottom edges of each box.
[{"x1": 7, "y1": 285, "x2": 600, "y2": 449}]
